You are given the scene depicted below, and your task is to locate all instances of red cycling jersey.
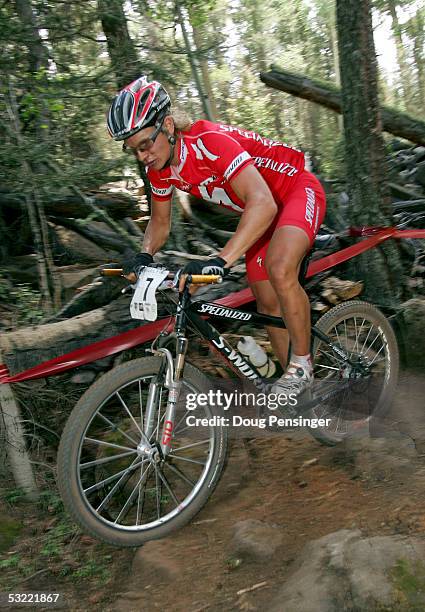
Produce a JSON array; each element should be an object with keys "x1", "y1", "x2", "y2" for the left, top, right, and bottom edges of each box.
[{"x1": 147, "y1": 120, "x2": 306, "y2": 213}]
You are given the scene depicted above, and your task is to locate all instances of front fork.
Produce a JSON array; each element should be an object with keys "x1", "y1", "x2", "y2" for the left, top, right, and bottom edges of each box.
[{"x1": 144, "y1": 335, "x2": 188, "y2": 458}]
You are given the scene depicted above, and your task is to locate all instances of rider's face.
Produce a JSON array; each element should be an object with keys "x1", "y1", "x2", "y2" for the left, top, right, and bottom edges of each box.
[{"x1": 124, "y1": 117, "x2": 175, "y2": 171}]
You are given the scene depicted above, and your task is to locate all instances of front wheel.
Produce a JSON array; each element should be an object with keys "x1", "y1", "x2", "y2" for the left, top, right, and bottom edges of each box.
[
  {"x1": 308, "y1": 300, "x2": 399, "y2": 445},
  {"x1": 57, "y1": 357, "x2": 227, "y2": 547}
]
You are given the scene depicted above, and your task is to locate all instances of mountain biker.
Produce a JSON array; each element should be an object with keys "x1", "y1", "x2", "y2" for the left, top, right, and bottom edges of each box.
[{"x1": 107, "y1": 76, "x2": 326, "y2": 398}]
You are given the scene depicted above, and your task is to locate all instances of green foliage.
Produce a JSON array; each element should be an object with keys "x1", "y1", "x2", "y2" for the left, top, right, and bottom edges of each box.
[
  {"x1": 391, "y1": 558, "x2": 425, "y2": 607},
  {"x1": 2, "y1": 488, "x2": 28, "y2": 505},
  {"x1": 226, "y1": 69, "x2": 276, "y2": 136},
  {"x1": 0, "y1": 519, "x2": 23, "y2": 553},
  {"x1": 0, "y1": 273, "x2": 44, "y2": 326},
  {"x1": 71, "y1": 558, "x2": 111, "y2": 583},
  {"x1": 37, "y1": 491, "x2": 64, "y2": 515},
  {"x1": 0, "y1": 554, "x2": 21, "y2": 570}
]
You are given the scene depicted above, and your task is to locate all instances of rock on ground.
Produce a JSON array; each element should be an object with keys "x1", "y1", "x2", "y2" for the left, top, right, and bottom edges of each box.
[
  {"x1": 230, "y1": 519, "x2": 284, "y2": 560},
  {"x1": 270, "y1": 529, "x2": 425, "y2": 612}
]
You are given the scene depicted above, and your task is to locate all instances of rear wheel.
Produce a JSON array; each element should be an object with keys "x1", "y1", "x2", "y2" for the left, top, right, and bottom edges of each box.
[
  {"x1": 57, "y1": 357, "x2": 227, "y2": 546},
  {"x1": 308, "y1": 300, "x2": 399, "y2": 445}
]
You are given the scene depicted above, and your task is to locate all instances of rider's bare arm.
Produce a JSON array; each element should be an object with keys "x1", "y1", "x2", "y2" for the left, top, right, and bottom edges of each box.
[
  {"x1": 218, "y1": 165, "x2": 278, "y2": 266},
  {"x1": 142, "y1": 198, "x2": 172, "y2": 255}
]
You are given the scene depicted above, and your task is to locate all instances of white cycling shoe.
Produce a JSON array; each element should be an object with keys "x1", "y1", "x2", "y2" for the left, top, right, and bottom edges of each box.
[{"x1": 271, "y1": 363, "x2": 314, "y2": 398}]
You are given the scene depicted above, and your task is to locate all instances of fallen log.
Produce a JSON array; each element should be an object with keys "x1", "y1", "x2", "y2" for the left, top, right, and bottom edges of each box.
[
  {"x1": 321, "y1": 277, "x2": 363, "y2": 305},
  {"x1": 260, "y1": 68, "x2": 425, "y2": 146},
  {"x1": 50, "y1": 217, "x2": 128, "y2": 253},
  {"x1": 0, "y1": 190, "x2": 141, "y2": 220}
]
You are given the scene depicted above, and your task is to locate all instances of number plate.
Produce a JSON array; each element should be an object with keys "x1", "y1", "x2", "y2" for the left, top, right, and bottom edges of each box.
[{"x1": 130, "y1": 267, "x2": 169, "y2": 321}]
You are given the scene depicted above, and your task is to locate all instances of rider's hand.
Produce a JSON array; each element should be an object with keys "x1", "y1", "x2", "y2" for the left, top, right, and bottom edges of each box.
[
  {"x1": 177, "y1": 257, "x2": 229, "y2": 291},
  {"x1": 181, "y1": 257, "x2": 229, "y2": 277},
  {"x1": 122, "y1": 251, "x2": 154, "y2": 280}
]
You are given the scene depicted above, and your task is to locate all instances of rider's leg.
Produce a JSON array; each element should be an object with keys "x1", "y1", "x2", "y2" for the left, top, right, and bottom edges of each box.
[
  {"x1": 244, "y1": 170, "x2": 326, "y2": 390},
  {"x1": 250, "y1": 280, "x2": 290, "y2": 368},
  {"x1": 264, "y1": 225, "x2": 311, "y2": 359}
]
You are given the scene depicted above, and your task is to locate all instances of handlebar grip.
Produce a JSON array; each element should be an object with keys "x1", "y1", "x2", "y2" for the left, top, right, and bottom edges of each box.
[
  {"x1": 100, "y1": 268, "x2": 123, "y2": 276},
  {"x1": 190, "y1": 274, "x2": 222, "y2": 284}
]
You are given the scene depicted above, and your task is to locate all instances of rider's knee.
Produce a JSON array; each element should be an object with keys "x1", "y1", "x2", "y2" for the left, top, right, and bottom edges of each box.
[{"x1": 265, "y1": 258, "x2": 298, "y2": 290}]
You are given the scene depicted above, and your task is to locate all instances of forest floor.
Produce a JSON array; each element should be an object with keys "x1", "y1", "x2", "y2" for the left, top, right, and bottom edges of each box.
[{"x1": 1, "y1": 369, "x2": 425, "y2": 611}]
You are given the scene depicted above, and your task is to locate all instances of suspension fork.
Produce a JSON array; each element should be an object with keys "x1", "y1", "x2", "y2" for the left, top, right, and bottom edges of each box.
[{"x1": 150, "y1": 287, "x2": 190, "y2": 456}]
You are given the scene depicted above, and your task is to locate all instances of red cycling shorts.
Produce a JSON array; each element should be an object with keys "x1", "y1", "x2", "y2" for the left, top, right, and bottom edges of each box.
[{"x1": 245, "y1": 170, "x2": 326, "y2": 284}]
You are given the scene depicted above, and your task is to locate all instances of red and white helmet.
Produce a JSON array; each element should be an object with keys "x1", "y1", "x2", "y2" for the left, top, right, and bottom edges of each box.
[{"x1": 107, "y1": 76, "x2": 171, "y2": 141}]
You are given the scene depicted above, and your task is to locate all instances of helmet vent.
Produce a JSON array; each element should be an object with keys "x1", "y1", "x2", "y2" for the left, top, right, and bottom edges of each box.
[{"x1": 136, "y1": 90, "x2": 151, "y2": 123}]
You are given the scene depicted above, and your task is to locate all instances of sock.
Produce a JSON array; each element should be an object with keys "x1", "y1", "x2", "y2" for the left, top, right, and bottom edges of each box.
[{"x1": 290, "y1": 353, "x2": 313, "y2": 374}]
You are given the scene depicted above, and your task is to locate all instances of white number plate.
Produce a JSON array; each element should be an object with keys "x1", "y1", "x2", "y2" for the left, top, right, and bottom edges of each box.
[{"x1": 130, "y1": 267, "x2": 169, "y2": 321}]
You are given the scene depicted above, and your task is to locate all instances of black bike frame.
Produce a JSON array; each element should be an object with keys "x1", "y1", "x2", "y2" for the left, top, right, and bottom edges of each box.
[{"x1": 166, "y1": 289, "x2": 365, "y2": 397}]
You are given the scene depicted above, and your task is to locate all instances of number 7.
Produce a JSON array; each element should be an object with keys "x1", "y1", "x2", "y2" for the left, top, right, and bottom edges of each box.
[{"x1": 143, "y1": 277, "x2": 154, "y2": 301}]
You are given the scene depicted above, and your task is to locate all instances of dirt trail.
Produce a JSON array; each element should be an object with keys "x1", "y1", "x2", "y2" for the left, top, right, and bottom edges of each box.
[
  {"x1": 1, "y1": 371, "x2": 423, "y2": 611},
  {"x1": 104, "y1": 370, "x2": 425, "y2": 612}
]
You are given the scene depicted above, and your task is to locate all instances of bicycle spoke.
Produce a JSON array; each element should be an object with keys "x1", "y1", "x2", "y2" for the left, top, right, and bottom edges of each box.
[
  {"x1": 168, "y1": 454, "x2": 206, "y2": 466},
  {"x1": 84, "y1": 437, "x2": 136, "y2": 453},
  {"x1": 153, "y1": 465, "x2": 179, "y2": 507},
  {"x1": 173, "y1": 423, "x2": 191, "y2": 436},
  {"x1": 314, "y1": 363, "x2": 340, "y2": 372},
  {"x1": 95, "y1": 456, "x2": 141, "y2": 513},
  {"x1": 334, "y1": 324, "x2": 342, "y2": 349},
  {"x1": 165, "y1": 461, "x2": 196, "y2": 487},
  {"x1": 172, "y1": 439, "x2": 210, "y2": 453},
  {"x1": 155, "y1": 465, "x2": 161, "y2": 520},
  {"x1": 360, "y1": 323, "x2": 375, "y2": 355},
  {"x1": 116, "y1": 391, "x2": 146, "y2": 439},
  {"x1": 173, "y1": 407, "x2": 193, "y2": 434},
  {"x1": 114, "y1": 464, "x2": 151, "y2": 524},
  {"x1": 369, "y1": 356, "x2": 386, "y2": 366},
  {"x1": 362, "y1": 332, "x2": 381, "y2": 357},
  {"x1": 80, "y1": 449, "x2": 137, "y2": 470},
  {"x1": 84, "y1": 458, "x2": 146, "y2": 495},
  {"x1": 367, "y1": 343, "x2": 386, "y2": 366},
  {"x1": 343, "y1": 319, "x2": 348, "y2": 353},
  {"x1": 135, "y1": 463, "x2": 148, "y2": 526},
  {"x1": 354, "y1": 318, "x2": 366, "y2": 353},
  {"x1": 95, "y1": 414, "x2": 139, "y2": 447},
  {"x1": 316, "y1": 347, "x2": 346, "y2": 365}
]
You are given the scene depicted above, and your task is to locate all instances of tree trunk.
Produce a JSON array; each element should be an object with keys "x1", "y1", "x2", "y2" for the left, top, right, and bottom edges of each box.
[
  {"x1": 176, "y1": 2, "x2": 213, "y2": 120},
  {"x1": 0, "y1": 190, "x2": 141, "y2": 220},
  {"x1": 97, "y1": 0, "x2": 141, "y2": 88},
  {"x1": 409, "y1": 11, "x2": 425, "y2": 116},
  {"x1": 0, "y1": 350, "x2": 38, "y2": 500},
  {"x1": 97, "y1": 0, "x2": 151, "y2": 198},
  {"x1": 386, "y1": 0, "x2": 413, "y2": 113},
  {"x1": 190, "y1": 22, "x2": 218, "y2": 121},
  {"x1": 328, "y1": 13, "x2": 343, "y2": 132},
  {"x1": 8, "y1": 3, "x2": 62, "y2": 311},
  {"x1": 260, "y1": 68, "x2": 425, "y2": 146},
  {"x1": 14, "y1": 0, "x2": 50, "y2": 139},
  {"x1": 336, "y1": 0, "x2": 404, "y2": 305}
]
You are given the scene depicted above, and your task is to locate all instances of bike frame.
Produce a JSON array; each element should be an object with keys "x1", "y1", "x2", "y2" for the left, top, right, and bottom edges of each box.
[{"x1": 179, "y1": 298, "x2": 363, "y2": 389}]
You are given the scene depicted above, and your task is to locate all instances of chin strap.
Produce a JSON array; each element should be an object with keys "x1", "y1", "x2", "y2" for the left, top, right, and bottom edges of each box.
[{"x1": 160, "y1": 130, "x2": 177, "y2": 170}]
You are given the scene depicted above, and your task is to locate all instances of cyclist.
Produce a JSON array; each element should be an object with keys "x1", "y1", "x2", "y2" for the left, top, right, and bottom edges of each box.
[{"x1": 107, "y1": 76, "x2": 326, "y2": 397}]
